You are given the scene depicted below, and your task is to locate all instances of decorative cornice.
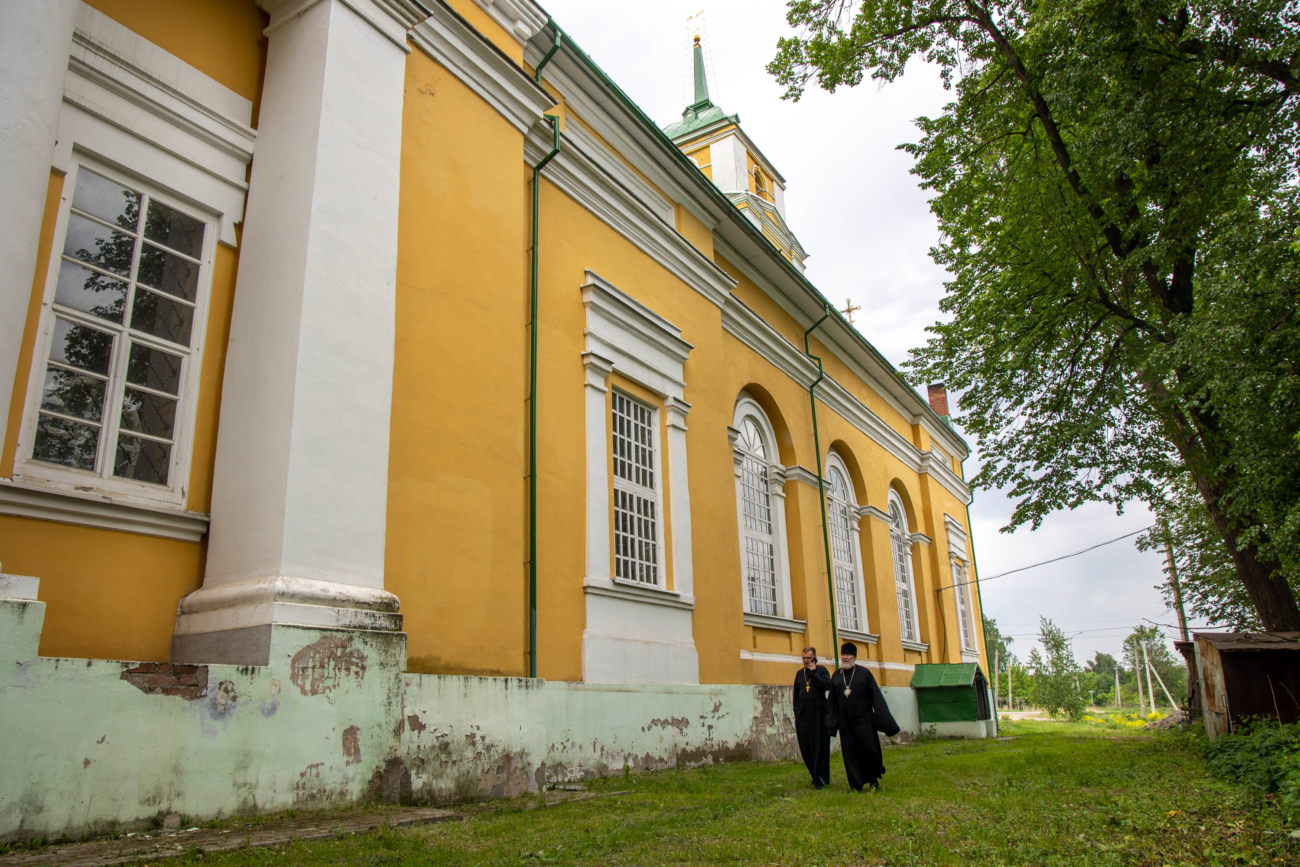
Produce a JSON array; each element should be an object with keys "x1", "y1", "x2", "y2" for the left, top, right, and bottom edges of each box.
[
  {"x1": 901, "y1": 639, "x2": 930, "y2": 653},
  {"x1": 744, "y1": 612, "x2": 807, "y2": 633},
  {"x1": 528, "y1": 129, "x2": 735, "y2": 309},
  {"x1": 859, "y1": 504, "x2": 891, "y2": 525},
  {"x1": 581, "y1": 270, "x2": 692, "y2": 391},
  {"x1": 739, "y1": 649, "x2": 835, "y2": 666},
  {"x1": 565, "y1": 116, "x2": 674, "y2": 226},
  {"x1": 409, "y1": 7, "x2": 553, "y2": 135},
  {"x1": 910, "y1": 532, "x2": 932, "y2": 547},
  {"x1": 838, "y1": 628, "x2": 880, "y2": 646},
  {"x1": 471, "y1": 0, "x2": 547, "y2": 44},
  {"x1": 783, "y1": 465, "x2": 821, "y2": 489},
  {"x1": 0, "y1": 480, "x2": 210, "y2": 542},
  {"x1": 583, "y1": 576, "x2": 695, "y2": 611},
  {"x1": 944, "y1": 513, "x2": 969, "y2": 561}
]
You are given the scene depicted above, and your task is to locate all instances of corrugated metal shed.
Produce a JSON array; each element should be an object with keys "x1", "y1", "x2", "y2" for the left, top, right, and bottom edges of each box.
[
  {"x1": 1193, "y1": 632, "x2": 1300, "y2": 740},
  {"x1": 910, "y1": 663, "x2": 991, "y2": 723}
]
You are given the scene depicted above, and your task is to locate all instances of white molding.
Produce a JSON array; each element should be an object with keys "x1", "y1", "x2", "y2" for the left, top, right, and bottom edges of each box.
[
  {"x1": 528, "y1": 129, "x2": 735, "y2": 309},
  {"x1": 0, "y1": 480, "x2": 209, "y2": 542},
  {"x1": 863, "y1": 659, "x2": 916, "y2": 673},
  {"x1": 174, "y1": 575, "x2": 402, "y2": 635},
  {"x1": 859, "y1": 504, "x2": 891, "y2": 524},
  {"x1": 471, "y1": 0, "x2": 547, "y2": 44},
  {"x1": 733, "y1": 396, "x2": 795, "y2": 623},
  {"x1": 0, "y1": 574, "x2": 40, "y2": 601},
  {"x1": 944, "y1": 513, "x2": 969, "y2": 562},
  {"x1": 583, "y1": 575, "x2": 695, "y2": 612},
  {"x1": 408, "y1": 7, "x2": 552, "y2": 135},
  {"x1": 826, "y1": 451, "x2": 869, "y2": 636},
  {"x1": 910, "y1": 532, "x2": 932, "y2": 547},
  {"x1": 961, "y1": 650, "x2": 982, "y2": 664},
  {"x1": 726, "y1": 191, "x2": 806, "y2": 265},
  {"x1": 581, "y1": 272, "x2": 698, "y2": 684},
  {"x1": 901, "y1": 639, "x2": 931, "y2": 653},
  {"x1": 740, "y1": 649, "x2": 834, "y2": 666},
  {"x1": 838, "y1": 628, "x2": 879, "y2": 646},
  {"x1": 260, "y1": 0, "x2": 424, "y2": 53},
  {"x1": 720, "y1": 291, "x2": 972, "y2": 505},
  {"x1": 61, "y1": 3, "x2": 256, "y2": 248},
  {"x1": 744, "y1": 612, "x2": 807, "y2": 633},
  {"x1": 564, "y1": 118, "x2": 674, "y2": 226},
  {"x1": 782, "y1": 464, "x2": 821, "y2": 488}
]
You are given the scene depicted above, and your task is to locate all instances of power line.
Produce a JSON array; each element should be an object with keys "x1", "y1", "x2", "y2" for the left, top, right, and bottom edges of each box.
[{"x1": 936, "y1": 525, "x2": 1154, "y2": 591}]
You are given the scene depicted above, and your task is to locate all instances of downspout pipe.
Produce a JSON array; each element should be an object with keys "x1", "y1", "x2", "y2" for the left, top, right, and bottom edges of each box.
[
  {"x1": 803, "y1": 303, "x2": 839, "y2": 661},
  {"x1": 527, "y1": 27, "x2": 562, "y2": 680}
]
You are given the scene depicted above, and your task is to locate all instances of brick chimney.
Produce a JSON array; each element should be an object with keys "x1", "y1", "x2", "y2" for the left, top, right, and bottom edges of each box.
[{"x1": 927, "y1": 382, "x2": 949, "y2": 417}]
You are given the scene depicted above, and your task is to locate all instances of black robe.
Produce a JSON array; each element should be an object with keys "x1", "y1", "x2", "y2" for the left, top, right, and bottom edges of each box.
[
  {"x1": 792, "y1": 665, "x2": 832, "y2": 786},
  {"x1": 826, "y1": 664, "x2": 900, "y2": 790}
]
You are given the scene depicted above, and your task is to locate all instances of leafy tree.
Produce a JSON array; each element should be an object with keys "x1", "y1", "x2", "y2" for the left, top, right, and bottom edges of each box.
[
  {"x1": 1138, "y1": 480, "x2": 1263, "y2": 630},
  {"x1": 769, "y1": 0, "x2": 1300, "y2": 631},
  {"x1": 1085, "y1": 652, "x2": 1119, "y2": 681},
  {"x1": 1027, "y1": 617, "x2": 1085, "y2": 719},
  {"x1": 982, "y1": 615, "x2": 1017, "y2": 672}
]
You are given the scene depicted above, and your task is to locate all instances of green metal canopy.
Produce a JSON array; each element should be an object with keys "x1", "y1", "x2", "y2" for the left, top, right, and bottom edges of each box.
[{"x1": 910, "y1": 662, "x2": 981, "y2": 689}]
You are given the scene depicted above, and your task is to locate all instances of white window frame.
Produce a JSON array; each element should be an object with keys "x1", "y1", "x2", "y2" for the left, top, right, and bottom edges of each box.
[
  {"x1": 610, "y1": 388, "x2": 666, "y2": 587},
  {"x1": 13, "y1": 158, "x2": 217, "y2": 509},
  {"x1": 888, "y1": 489, "x2": 922, "y2": 645},
  {"x1": 951, "y1": 559, "x2": 976, "y2": 652},
  {"x1": 731, "y1": 394, "x2": 797, "y2": 629},
  {"x1": 824, "y1": 452, "x2": 869, "y2": 636}
]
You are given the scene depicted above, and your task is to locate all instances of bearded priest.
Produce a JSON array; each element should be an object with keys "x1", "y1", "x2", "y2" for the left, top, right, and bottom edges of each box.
[{"x1": 826, "y1": 642, "x2": 901, "y2": 791}]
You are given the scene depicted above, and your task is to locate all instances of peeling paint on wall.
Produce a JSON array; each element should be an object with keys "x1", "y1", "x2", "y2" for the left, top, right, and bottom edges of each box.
[{"x1": 290, "y1": 635, "x2": 367, "y2": 701}]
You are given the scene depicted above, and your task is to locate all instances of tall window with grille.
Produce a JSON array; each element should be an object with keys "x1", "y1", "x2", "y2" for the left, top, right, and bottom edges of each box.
[
  {"x1": 736, "y1": 417, "x2": 778, "y2": 616},
  {"x1": 890, "y1": 498, "x2": 919, "y2": 642},
  {"x1": 611, "y1": 391, "x2": 661, "y2": 585},
  {"x1": 826, "y1": 466, "x2": 860, "y2": 632},
  {"x1": 952, "y1": 560, "x2": 975, "y2": 650},
  {"x1": 28, "y1": 166, "x2": 206, "y2": 492}
]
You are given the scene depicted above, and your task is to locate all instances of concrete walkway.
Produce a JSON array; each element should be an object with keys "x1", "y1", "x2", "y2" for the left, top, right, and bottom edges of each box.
[{"x1": 0, "y1": 792, "x2": 617, "y2": 867}]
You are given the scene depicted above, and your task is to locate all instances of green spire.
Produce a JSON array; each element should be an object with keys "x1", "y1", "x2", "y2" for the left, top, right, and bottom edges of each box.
[{"x1": 690, "y1": 35, "x2": 712, "y2": 111}]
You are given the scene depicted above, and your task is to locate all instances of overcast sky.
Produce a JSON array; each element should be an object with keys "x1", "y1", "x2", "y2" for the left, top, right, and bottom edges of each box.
[{"x1": 540, "y1": 0, "x2": 1187, "y2": 665}]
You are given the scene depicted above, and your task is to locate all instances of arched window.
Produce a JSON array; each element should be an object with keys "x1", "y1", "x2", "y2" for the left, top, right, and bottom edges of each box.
[
  {"x1": 825, "y1": 456, "x2": 866, "y2": 633},
  {"x1": 752, "y1": 166, "x2": 769, "y2": 200},
  {"x1": 731, "y1": 397, "x2": 794, "y2": 623},
  {"x1": 952, "y1": 559, "x2": 974, "y2": 650},
  {"x1": 889, "y1": 491, "x2": 920, "y2": 643}
]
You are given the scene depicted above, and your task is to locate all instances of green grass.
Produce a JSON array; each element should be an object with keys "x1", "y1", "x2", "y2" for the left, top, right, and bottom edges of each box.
[{"x1": 155, "y1": 720, "x2": 1298, "y2": 866}]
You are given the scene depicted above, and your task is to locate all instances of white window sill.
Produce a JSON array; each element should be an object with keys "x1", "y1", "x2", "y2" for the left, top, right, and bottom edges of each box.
[
  {"x1": 743, "y1": 611, "x2": 807, "y2": 633},
  {"x1": 584, "y1": 575, "x2": 695, "y2": 611},
  {"x1": 0, "y1": 479, "x2": 209, "y2": 542},
  {"x1": 838, "y1": 628, "x2": 879, "y2": 645},
  {"x1": 901, "y1": 639, "x2": 931, "y2": 653},
  {"x1": 961, "y1": 650, "x2": 982, "y2": 663}
]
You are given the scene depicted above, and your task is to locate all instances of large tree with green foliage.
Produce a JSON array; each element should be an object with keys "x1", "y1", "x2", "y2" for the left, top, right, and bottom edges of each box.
[
  {"x1": 770, "y1": 1, "x2": 1300, "y2": 630},
  {"x1": 1025, "y1": 617, "x2": 1085, "y2": 719}
]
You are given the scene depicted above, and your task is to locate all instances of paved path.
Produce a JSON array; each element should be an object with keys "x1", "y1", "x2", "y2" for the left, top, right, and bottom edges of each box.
[{"x1": 1, "y1": 792, "x2": 618, "y2": 867}]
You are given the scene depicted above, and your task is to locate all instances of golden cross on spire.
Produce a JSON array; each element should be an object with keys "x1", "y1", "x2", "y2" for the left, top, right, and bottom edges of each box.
[{"x1": 840, "y1": 297, "x2": 861, "y2": 324}]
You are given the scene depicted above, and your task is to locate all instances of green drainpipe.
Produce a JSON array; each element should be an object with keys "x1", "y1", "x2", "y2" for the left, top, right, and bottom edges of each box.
[
  {"x1": 803, "y1": 303, "x2": 839, "y2": 661},
  {"x1": 527, "y1": 28, "x2": 562, "y2": 680}
]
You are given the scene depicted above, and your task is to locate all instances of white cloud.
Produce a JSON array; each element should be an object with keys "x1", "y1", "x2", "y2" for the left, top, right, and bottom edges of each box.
[{"x1": 541, "y1": 0, "x2": 1185, "y2": 664}]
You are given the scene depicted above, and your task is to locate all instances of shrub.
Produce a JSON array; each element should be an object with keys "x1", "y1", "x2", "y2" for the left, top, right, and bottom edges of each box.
[{"x1": 1204, "y1": 721, "x2": 1300, "y2": 822}]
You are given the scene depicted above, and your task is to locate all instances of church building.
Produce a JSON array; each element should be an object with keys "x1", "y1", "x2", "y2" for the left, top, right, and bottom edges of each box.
[{"x1": 0, "y1": 0, "x2": 990, "y2": 838}]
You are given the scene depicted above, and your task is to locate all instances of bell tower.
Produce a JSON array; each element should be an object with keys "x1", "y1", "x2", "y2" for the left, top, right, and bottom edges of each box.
[{"x1": 663, "y1": 35, "x2": 808, "y2": 270}]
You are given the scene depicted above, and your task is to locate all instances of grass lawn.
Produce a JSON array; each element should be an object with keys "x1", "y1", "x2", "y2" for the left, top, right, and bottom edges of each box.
[{"x1": 153, "y1": 719, "x2": 1297, "y2": 866}]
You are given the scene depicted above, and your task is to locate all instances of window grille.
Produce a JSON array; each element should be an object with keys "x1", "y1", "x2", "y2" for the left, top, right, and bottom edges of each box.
[
  {"x1": 737, "y1": 417, "x2": 777, "y2": 615},
  {"x1": 890, "y1": 500, "x2": 919, "y2": 642},
  {"x1": 953, "y1": 561, "x2": 974, "y2": 650},
  {"x1": 30, "y1": 167, "x2": 205, "y2": 488},
  {"x1": 827, "y1": 467, "x2": 860, "y2": 632},
  {"x1": 612, "y1": 391, "x2": 659, "y2": 585}
]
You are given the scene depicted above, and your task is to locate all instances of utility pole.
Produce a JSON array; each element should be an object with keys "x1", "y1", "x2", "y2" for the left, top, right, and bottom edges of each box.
[
  {"x1": 1163, "y1": 520, "x2": 1189, "y2": 643},
  {"x1": 1008, "y1": 663, "x2": 1013, "y2": 712},
  {"x1": 1132, "y1": 637, "x2": 1145, "y2": 713},
  {"x1": 995, "y1": 649, "x2": 1000, "y2": 710},
  {"x1": 1145, "y1": 641, "x2": 1178, "y2": 709},
  {"x1": 1114, "y1": 666, "x2": 1121, "y2": 709},
  {"x1": 1141, "y1": 639, "x2": 1157, "y2": 714}
]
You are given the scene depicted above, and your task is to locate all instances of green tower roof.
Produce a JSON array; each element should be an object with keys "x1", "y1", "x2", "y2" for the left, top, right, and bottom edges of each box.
[{"x1": 662, "y1": 36, "x2": 738, "y2": 141}]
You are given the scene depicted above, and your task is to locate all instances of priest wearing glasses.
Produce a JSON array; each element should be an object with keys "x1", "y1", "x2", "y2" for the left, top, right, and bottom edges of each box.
[
  {"x1": 792, "y1": 646, "x2": 833, "y2": 788},
  {"x1": 826, "y1": 642, "x2": 901, "y2": 791}
]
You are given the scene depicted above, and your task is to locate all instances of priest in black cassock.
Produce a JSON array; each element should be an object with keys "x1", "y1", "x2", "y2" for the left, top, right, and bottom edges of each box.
[
  {"x1": 792, "y1": 646, "x2": 832, "y2": 788},
  {"x1": 826, "y1": 642, "x2": 901, "y2": 791}
]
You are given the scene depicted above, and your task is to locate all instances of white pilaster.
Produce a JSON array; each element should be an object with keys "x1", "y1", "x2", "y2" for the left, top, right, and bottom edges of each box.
[
  {"x1": 848, "y1": 510, "x2": 869, "y2": 633},
  {"x1": 174, "y1": 0, "x2": 426, "y2": 663},
  {"x1": 583, "y1": 352, "x2": 614, "y2": 583},
  {"x1": 769, "y1": 465, "x2": 795, "y2": 620},
  {"x1": 0, "y1": 0, "x2": 76, "y2": 468},
  {"x1": 664, "y1": 396, "x2": 694, "y2": 598}
]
